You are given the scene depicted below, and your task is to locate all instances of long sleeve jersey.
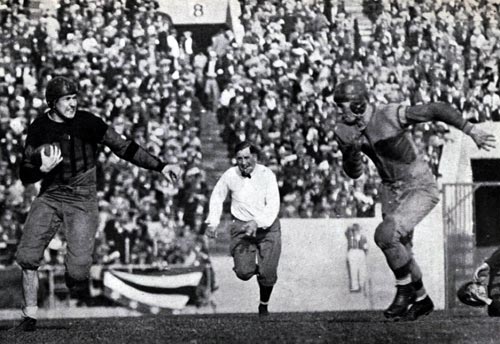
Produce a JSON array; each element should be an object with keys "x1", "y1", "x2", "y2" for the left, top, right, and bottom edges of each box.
[
  {"x1": 206, "y1": 164, "x2": 280, "y2": 229},
  {"x1": 334, "y1": 102, "x2": 474, "y2": 184},
  {"x1": 20, "y1": 110, "x2": 165, "y2": 191}
]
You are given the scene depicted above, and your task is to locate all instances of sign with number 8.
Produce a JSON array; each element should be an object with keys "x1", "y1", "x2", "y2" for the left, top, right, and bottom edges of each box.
[{"x1": 193, "y1": 3, "x2": 204, "y2": 17}]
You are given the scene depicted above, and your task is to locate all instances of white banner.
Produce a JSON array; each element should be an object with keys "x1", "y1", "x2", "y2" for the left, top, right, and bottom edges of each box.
[{"x1": 157, "y1": 0, "x2": 229, "y2": 25}]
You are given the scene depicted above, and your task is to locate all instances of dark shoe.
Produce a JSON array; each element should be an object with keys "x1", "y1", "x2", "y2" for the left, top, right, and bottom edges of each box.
[
  {"x1": 12, "y1": 317, "x2": 37, "y2": 332},
  {"x1": 258, "y1": 304, "x2": 269, "y2": 317},
  {"x1": 383, "y1": 284, "x2": 416, "y2": 320},
  {"x1": 403, "y1": 296, "x2": 434, "y2": 321}
]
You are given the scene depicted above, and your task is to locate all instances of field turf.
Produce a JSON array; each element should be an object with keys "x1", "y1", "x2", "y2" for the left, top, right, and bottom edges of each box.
[{"x1": 1, "y1": 310, "x2": 500, "y2": 344}]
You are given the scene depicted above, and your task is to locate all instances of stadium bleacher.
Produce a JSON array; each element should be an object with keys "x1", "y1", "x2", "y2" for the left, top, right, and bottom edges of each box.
[{"x1": 0, "y1": 0, "x2": 499, "y2": 272}]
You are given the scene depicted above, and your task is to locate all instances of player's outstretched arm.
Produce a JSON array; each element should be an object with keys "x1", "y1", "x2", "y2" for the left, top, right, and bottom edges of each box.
[{"x1": 102, "y1": 127, "x2": 169, "y2": 172}]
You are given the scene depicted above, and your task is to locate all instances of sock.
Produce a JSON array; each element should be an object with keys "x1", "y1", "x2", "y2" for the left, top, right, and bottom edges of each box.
[
  {"x1": 415, "y1": 293, "x2": 427, "y2": 302},
  {"x1": 259, "y1": 284, "x2": 274, "y2": 303},
  {"x1": 412, "y1": 279, "x2": 427, "y2": 300},
  {"x1": 22, "y1": 306, "x2": 38, "y2": 319},
  {"x1": 395, "y1": 275, "x2": 412, "y2": 286}
]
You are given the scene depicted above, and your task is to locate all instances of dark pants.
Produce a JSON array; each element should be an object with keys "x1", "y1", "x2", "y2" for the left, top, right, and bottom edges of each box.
[
  {"x1": 229, "y1": 218, "x2": 281, "y2": 287},
  {"x1": 374, "y1": 178, "x2": 439, "y2": 281},
  {"x1": 16, "y1": 184, "x2": 98, "y2": 282}
]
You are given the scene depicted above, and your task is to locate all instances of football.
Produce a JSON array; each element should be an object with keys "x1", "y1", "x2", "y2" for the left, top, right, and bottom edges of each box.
[{"x1": 35, "y1": 143, "x2": 60, "y2": 157}]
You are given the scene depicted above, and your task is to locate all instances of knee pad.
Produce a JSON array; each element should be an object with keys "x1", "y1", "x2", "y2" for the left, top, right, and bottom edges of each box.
[{"x1": 374, "y1": 216, "x2": 398, "y2": 249}]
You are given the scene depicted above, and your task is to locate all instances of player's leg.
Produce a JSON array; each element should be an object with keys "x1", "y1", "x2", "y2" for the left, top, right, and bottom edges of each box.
[
  {"x1": 62, "y1": 190, "x2": 99, "y2": 300},
  {"x1": 14, "y1": 197, "x2": 62, "y2": 331},
  {"x1": 400, "y1": 233, "x2": 435, "y2": 320},
  {"x1": 359, "y1": 252, "x2": 367, "y2": 293},
  {"x1": 352, "y1": 249, "x2": 364, "y2": 292},
  {"x1": 400, "y1": 233, "x2": 424, "y2": 292},
  {"x1": 256, "y1": 219, "x2": 281, "y2": 316},
  {"x1": 375, "y1": 184, "x2": 439, "y2": 319},
  {"x1": 346, "y1": 250, "x2": 356, "y2": 291},
  {"x1": 230, "y1": 221, "x2": 259, "y2": 281}
]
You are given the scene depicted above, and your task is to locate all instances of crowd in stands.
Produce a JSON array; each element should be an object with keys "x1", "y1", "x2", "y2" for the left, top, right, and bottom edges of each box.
[
  {"x1": 1, "y1": 0, "x2": 500, "y2": 269},
  {"x1": 0, "y1": 0, "x2": 210, "y2": 268},
  {"x1": 213, "y1": 0, "x2": 500, "y2": 217}
]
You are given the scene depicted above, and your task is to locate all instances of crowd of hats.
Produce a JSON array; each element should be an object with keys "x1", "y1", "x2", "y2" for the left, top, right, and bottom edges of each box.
[
  {"x1": 0, "y1": 0, "x2": 499, "y2": 268},
  {"x1": 0, "y1": 0, "x2": 210, "y2": 268},
  {"x1": 212, "y1": 0, "x2": 500, "y2": 218}
]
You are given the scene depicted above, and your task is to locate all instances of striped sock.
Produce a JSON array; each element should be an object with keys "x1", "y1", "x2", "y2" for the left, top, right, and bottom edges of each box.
[
  {"x1": 395, "y1": 275, "x2": 412, "y2": 286},
  {"x1": 416, "y1": 293, "x2": 428, "y2": 302}
]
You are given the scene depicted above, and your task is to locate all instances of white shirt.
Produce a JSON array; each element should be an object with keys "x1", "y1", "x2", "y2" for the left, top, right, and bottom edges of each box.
[
  {"x1": 184, "y1": 37, "x2": 193, "y2": 55},
  {"x1": 206, "y1": 164, "x2": 280, "y2": 229}
]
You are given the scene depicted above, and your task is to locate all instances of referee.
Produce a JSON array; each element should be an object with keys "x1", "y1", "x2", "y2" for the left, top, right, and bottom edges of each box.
[{"x1": 205, "y1": 141, "x2": 281, "y2": 316}]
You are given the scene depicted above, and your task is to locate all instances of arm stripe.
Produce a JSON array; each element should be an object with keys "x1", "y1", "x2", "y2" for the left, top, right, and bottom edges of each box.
[{"x1": 124, "y1": 142, "x2": 140, "y2": 161}]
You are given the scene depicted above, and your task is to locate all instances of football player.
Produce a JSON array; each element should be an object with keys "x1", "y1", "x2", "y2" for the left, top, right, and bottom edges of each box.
[
  {"x1": 14, "y1": 76, "x2": 182, "y2": 331},
  {"x1": 469, "y1": 247, "x2": 500, "y2": 316},
  {"x1": 333, "y1": 79, "x2": 496, "y2": 321}
]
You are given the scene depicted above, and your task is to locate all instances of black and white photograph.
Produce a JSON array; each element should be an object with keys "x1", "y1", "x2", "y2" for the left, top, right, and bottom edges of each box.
[{"x1": 0, "y1": 0, "x2": 500, "y2": 342}]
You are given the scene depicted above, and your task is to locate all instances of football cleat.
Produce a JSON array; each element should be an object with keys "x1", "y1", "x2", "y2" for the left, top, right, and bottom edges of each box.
[
  {"x1": 384, "y1": 284, "x2": 416, "y2": 320},
  {"x1": 403, "y1": 296, "x2": 434, "y2": 321},
  {"x1": 258, "y1": 304, "x2": 269, "y2": 317}
]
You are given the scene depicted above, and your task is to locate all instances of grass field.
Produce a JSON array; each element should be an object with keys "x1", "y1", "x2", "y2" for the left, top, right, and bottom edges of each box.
[{"x1": 1, "y1": 310, "x2": 499, "y2": 344}]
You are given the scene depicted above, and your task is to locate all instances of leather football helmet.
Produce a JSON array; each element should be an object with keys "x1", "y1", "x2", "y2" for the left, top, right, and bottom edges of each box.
[
  {"x1": 334, "y1": 79, "x2": 369, "y2": 115},
  {"x1": 45, "y1": 76, "x2": 78, "y2": 108}
]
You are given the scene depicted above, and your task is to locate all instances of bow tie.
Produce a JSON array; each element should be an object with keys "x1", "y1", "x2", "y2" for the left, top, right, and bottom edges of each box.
[{"x1": 242, "y1": 173, "x2": 252, "y2": 179}]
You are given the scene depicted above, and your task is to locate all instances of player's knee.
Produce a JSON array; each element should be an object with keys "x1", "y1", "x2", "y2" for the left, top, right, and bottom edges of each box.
[
  {"x1": 16, "y1": 250, "x2": 41, "y2": 270},
  {"x1": 374, "y1": 216, "x2": 399, "y2": 249},
  {"x1": 233, "y1": 261, "x2": 257, "y2": 281},
  {"x1": 234, "y1": 270, "x2": 254, "y2": 281}
]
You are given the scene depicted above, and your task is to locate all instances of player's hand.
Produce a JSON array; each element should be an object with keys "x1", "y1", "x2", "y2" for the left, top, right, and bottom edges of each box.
[
  {"x1": 40, "y1": 145, "x2": 63, "y2": 173},
  {"x1": 242, "y1": 220, "x2": 258, "y2": 237},
  {"x1": 469, "y1": 126, "x2": 496, "y2": 151},
  {"x1": 205, "y1": 225, "x2": 218, "y2": 239},
  {"x1": 473, "y1": 262, "x2": 490, "y2": 283},
  {"x1": 161, "y1": 164, "x2": 182, "y2": 184}
]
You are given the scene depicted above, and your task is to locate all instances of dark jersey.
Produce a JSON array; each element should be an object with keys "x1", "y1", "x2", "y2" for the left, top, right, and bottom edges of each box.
[{"x1": 20, "y1": 110, "x2": 165, "y2": 191}]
